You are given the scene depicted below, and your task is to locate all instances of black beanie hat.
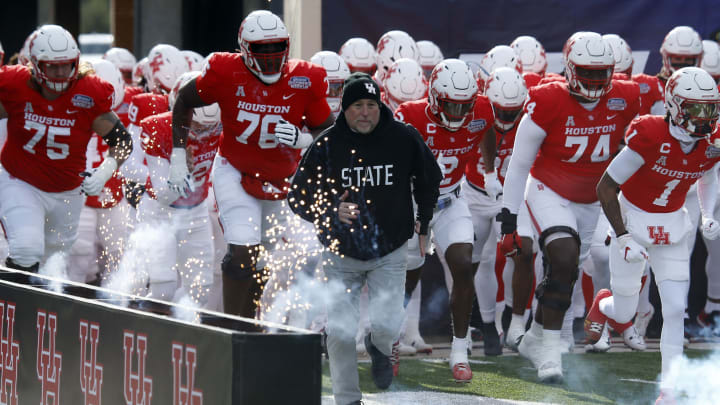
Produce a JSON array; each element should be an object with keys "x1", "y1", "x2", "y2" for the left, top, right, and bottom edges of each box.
[{"x1": 341, "y1": 72, "x2": 382, "y2": 111}]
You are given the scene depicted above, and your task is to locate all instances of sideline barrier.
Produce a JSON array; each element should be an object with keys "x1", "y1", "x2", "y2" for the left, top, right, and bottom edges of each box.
[{"x1": 0, "y1": 267, "x2": 321, "y2": 405}]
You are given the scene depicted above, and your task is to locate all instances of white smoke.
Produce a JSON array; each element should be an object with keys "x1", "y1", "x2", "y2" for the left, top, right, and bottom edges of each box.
[
  {"x1": 663, "y1": 348, "x2": 720, "y2": 403},
  {"x1": 172, "y1": 294, "x2": 201, "y2": 324},
  {"x1": 38, "y1": 252, "x2": 69, "y2": 293}
]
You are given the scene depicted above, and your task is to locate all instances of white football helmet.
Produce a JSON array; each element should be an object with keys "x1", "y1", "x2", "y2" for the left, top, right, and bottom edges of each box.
[
  {"x1": 661, "y1": 26, "x2": 703, "y2": 76},
  {"x1": 19, "y1": 30, "x2": 38, "y2": 66},
  {"x1": 602, "y1": 34, "x2": 633, "y2": 76},
  {"x1": 146, "y1": 44, "x2": 189, "y2": 94},
  {"x1": 238, "y1": 10, "x2": 289, "y2": 84},
  {"x1": 182, "y1": 50, "x2": 204, "y2": 71},
  {"x1": 563, "y1": 32, "x2": 614, "y2": 100},
  {"x1": 510, "y1": 36, "x2": 547, "y2": 75},
  {"x1": 30, "y1": 25, "x2": 81, "y2": 93},
  {"x1": 382, "y1": 58, "x2": 427, "y2": 111},
  {"x1": 665, "y1": 67, "x2": 720, "y2": 138},
  {"x1": 428, "y1": 58, "x2": 478, "y2": 131},
  {"x1": 169, "y1": 71, "x2": 221, "y2": 132},
  {"x1": 375, "y1": 30, "x2": 419, "y2": 83},
  {"x1": 701, "y1": 40, "x2": 720, "y2": 83},
  {"x1": 484, "y1": 67, "x2": 528, "y2": 132},
  {"x1": 310, "y1": 51, "x2": 350, "y2": 113},
  {"x1": 133, "y1": 57, "x2": 149, "y2": 87},
  {"x1": 103, "y1": 47, "x2": 136, "y2": 85},
  {"x1": 416, "y1": 40, "x2": 444, "y2": 79},
  {"x1": 91, "y1": 59, "x2": 125, "y2": 110},
  {"x1": 339, "y1": 37, "x2": 376, "y2": 74},
  {"x1": 478, "y1": 45, "x2": 522, "y2": 90}
]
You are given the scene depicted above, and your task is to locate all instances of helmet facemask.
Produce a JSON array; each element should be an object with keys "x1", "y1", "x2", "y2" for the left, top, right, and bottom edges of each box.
[
  {"x1": 436, "y1": 96, "x2": 475, "y2": 130},
  {"x1": 492, "y1": 103, "x2": 523, "y2": 132},
  {"x1": 567, "y1": 64, "x2": 613, "y2": 100},
  {"x1": 674, "y1": 99, "x2": 719, "y2": 138},
  {"x1": 244, "y1": 40, "x2": 288, "y2": 84},
  {"x1": 34, "y1": 59, "x2": 79, "y2": 93}
]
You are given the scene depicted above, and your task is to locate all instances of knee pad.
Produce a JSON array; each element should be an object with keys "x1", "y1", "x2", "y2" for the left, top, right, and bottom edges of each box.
[
  {"x1": 221, "y1": 245, "x2": 258, "y2": 281},
  {"x1": 535, "y1": 226, "x2": 581, "y2": 311}
]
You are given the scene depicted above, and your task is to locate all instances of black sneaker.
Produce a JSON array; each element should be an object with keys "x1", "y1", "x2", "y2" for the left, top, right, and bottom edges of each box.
[
  {"x1": 482, "y1": 322, "x2": 502, "y2": 356},
  {"x1": 364, "y1": 333, "x2": 392, "y2": 389}
]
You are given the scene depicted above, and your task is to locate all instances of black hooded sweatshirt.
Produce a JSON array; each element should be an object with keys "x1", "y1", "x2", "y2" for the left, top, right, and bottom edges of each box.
[{"x1": 288, "y1": 104, "x2": 441, "y2": 260}]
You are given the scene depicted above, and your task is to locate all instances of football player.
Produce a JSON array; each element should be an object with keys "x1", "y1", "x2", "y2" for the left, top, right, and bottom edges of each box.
[
  {"x1": 103, "y1": 47, "x2": 137, "y2": 85},
  {"x1": 310, "y1": 50, "x2": 351, "y2": 116},
  {"x1": 510, "y1": 36, "x2": 548, "y2": 88},
  {"x1": 586, "y1": 67, "x2": 720, "y2": 403},
  {"x1": 498, "y1": 32, "x2": 640, "y2": 383},
  {"x1": 395, "y1": 58, "x2": 497, "y2": 382},
  {"x1": 120, "y1": 44, "x2": 189, "y2": 207},
  {"x1": 633, "y1": 26, "x2": 702, "y2": 116},
  {"x1": 136, "y1": 71, "x2": 221, "y2": 306},
  {"x1": 374, "y1": 30, "x2": 420, "y2": 91},
  {"x1": 701, "y1": 40, "x2": 720, "y2": 85},
  {"x1": 168, "y1": 10, "x2": 333, "y2": 318},
  {"x1": 68, "y1": 60, "x2": 133, "y2": 284},
  {"x1": 338, "y1": 37, "x2": 377, "y2": 75},
  {"x1": 0, "y1": 24, "x2": 133, "y2": 273},
  {"x1": 416, "y1": 40, "x2": 444, "y2": 79},
  {"x1": 381, "y1": 58, "x2": 427, "y2": 112},
  {"x1": 476, "y1": 45, "x2": 523, "y2": 92},
  {"x1": 467, "y1": 67, "x2": 529, "y2": 352},
  {"x1": 603, "y1": 34, "x2": 634, "y2": 79}
]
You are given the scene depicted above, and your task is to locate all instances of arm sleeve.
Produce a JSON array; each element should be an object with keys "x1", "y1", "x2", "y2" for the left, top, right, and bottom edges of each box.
[
  {"x1": 698, "y1": 163, "x2": 719, "y2": 219},
  {"x1": 605, "y1": 146, "x2": 645, "y2": 184},
  {"x1": 409, "y1": 126, "x2": 442, "y2": 232},
  {"x1": 145, "y1": 155, "x2": 181, "y2": 206},
  {"x1": 119, "y1": 123, "x2": 149, "y2": 182},
  {"x1": 501, "y1": 115, "x2": 545, "y2": 214}
]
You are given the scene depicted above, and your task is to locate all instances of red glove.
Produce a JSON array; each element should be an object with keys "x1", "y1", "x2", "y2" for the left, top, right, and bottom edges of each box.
[{"x1": 500, "y1": 232, "x2": 522, "y2": 257}]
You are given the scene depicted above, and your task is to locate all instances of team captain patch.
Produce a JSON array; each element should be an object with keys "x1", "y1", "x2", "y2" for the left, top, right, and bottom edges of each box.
[
  {"x1": 72, "y1": 94, "x2": 95, "y2": 109},
  {"x1": 606, "y1": 98, "x2": 627, "y2": 111},
  {"x1": 289, "y1": 76, "x2": 311, "y2": 89},
  {"x1": 468, "y1": 119, "x2": 486, "y2": 133}
]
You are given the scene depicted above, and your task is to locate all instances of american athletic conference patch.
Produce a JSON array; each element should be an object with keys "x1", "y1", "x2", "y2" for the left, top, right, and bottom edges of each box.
[
  {"x1": 468, "y1": 119, "x2": 486, "y2": 133},
  {"x1": 289, "y1": 76, "x2": 311, "y2": 89},
  {"x1": 606, "y1": 98, "x2": 627, "y2": 111},
  {"x1": 72, "y1": 94, "x2": 95, "y2": 109}
]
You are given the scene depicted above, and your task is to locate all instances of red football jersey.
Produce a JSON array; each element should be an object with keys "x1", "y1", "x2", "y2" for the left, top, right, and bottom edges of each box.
[
  {"x1": 141, "y1": 111, "x2": 221, "y2": 208},
  {"x1": 525, "y1": 81, "x2": 640, "y2": 203},
  {"x1": 127, "y1": 92, "x2": 169, "y2": 128},
  {"x1": 195, "y1": 53, "x2": 330, "y2": 182},
  {"x1": 116, "y1": 86, "x2": 143, "y2": 127},
  {"x1": 522, "y1": 72, "x2": 543, "y2": 89},
  {"x1": 0, "y1": 65, "x2": 114, "y2": 192},
  {"x1": 395, "y1": 97, "x2": 494, "y2": 193},
  {"x1": 466, "y1": 123, "x2": 518, "y2": 187},
  {"x1": 631, "y1": 73, "x2": 664, "y2": 116},
  {"x1": 621, "y1": 116, "x2": 720, "y2": 212}
]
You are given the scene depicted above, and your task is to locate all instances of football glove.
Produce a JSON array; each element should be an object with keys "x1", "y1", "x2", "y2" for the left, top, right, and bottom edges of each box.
[
  {"x1": 80, "y1": 157, "x2": 117, "y2": 196},
  {"x1": 275, "y1": 119, "x2": 313, "y2": 149},
  {"x1": 496, "y1": 207, "x2": 521, "y2": 257},
  {"x1": 702, "y1": 217, "x2": 720, "y2": 240},
  {"x1": 616, "y1": 233, "x2": 648, "y2": 263},
  {"x1": 168, "y1": 147, "x2": 195, "y2": 198}
]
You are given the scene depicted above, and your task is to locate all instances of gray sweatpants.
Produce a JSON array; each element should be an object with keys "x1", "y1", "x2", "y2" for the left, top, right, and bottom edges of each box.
[{"x1": 324, "y1": 243, "x2": 408, "y2": 405}]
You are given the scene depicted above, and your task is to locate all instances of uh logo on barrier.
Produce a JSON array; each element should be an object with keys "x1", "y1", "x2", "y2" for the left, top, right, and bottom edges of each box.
[
  {"x1": 80, "y1": 320, "x2": 103, "y2": 405},
  {"x1": 0, "y1": 301, "x2": 19, "y2": 405},
  {"x1": 37, "y1": 310, "x2": 62, "y2": 405}
]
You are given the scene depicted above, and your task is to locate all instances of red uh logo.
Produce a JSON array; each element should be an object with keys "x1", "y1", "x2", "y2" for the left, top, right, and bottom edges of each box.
[
  {"x1": 36, "y1": 310, "x2": 62, "y2": 405},
  {"x1": 124, "y1": 331, "x2": 152, "y2": 405},
  {"x1": 148, "y1": 53, "x2": 164, "y2": 74},
  {"x1": 647, "y1": 226, "x2": 670, "y2": 245},
  {"x1": 171, "y1": 343, "x2": 202, "y2": 405},
  {"x1": 0, "y1": 301, "x2": 19, "y2": 405},
  {"x1": 79, "y1": 320, "x2": 103, "y2": 405}
]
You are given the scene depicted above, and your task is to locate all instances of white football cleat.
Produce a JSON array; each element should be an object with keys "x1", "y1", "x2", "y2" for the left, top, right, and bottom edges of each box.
[
  {"x1": 397, "y1": 340, "x2": 417, "y2": 356},
  {"x1": 622, "y1": 325, "x2": 647, "y2": 351},
  {"x1": 402, "y1": 333, "x2": 433, "y2": 354},
  {"x1": 505, "y1": 324, "x2": 524, "y2": 352},
  {"x1": 449, "y1": 339, "x2": 472, "y2": 383},
  {"x1": 585, "y1": 324, "x2": 611, "y2": 353},
  {"x1": 537, "y1": 343, "x2": 564, "y2": 384},
  {"x1": 518, "y1": 331, "x2": 544, "y2": 369}
]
